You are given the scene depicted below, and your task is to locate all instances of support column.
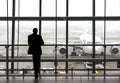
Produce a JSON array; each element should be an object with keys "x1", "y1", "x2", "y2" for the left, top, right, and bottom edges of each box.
[
  {"x1": 11, "y1": 0, "x2": 16, "y2": 74},
  {"x1": 66, "y1": 0, "x2": 69, "y2": 75},
  {"x1": 92, "y1": 0, "x2": 96, "y2": 74}
]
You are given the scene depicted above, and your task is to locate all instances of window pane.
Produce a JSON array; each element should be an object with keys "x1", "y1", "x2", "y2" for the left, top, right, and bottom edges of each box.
[
  {"x1": 106, "y1": 0, "x2": 120, "y2": 16},
  {"x1": 69, "y1": 21, "x2": 92, "y2": 44},
  {"x1": 106, "y1": 21, "x2": 120, "y2": 43},
  {"x1": 57, "y1": 0, "x2": 66, "y2": 16},
  {"x1": 0, "y1": 0, "x2": 7, "y2": 16},
  {"x1": 69, "y1": 0, "x2": 92, "y2": 16},
  {"x1": 96, "y1": 0, "x2": 120, "y2": 16},
  {"x1": 0, "y1": 21, "x2": 7, "y2": 44},
  {"x1": 42, "y1": 21, "x2": 55, "y2": 44},
  {"x1": 96, "y1": 0, "x2": 104, "y2": 16},
  {"x1": 42, "y1": 0, "x2": 55, "y2": 17},
  {"x1": 17, "y1": 21, "x2": 39, "y2": 44},
  {"x1": 20, "y1": 0, "x2": 39, "y2": 16},
  {"x1": 69, "y1": 21, "x2": 93, "y2": 57}
]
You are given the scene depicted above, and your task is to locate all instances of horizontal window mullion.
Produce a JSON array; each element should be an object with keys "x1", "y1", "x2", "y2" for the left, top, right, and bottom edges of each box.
[
  {"x1": 0, "y1": 58, "x2": 119, "y2": 62},
  {"x1": 0, "y1": 17, "x2": 120, "y2": 21}
]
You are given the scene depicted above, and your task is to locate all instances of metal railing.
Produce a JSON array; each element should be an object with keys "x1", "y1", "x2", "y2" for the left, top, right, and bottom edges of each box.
[{"x1": 0, "y1": 44, "x2": 120, "y2": 79}]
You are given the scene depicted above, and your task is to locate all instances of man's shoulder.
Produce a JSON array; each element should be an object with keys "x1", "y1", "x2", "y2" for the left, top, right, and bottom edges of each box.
[
  {"x1": 28, "y1": 34, "x2": 41, "y2": 38},
  {"x1": 28, "y1": 34, "x2": 33, "y2": 37},
  {"x1": 37, "y1": 35, "x2": 41, "y2": 37}
]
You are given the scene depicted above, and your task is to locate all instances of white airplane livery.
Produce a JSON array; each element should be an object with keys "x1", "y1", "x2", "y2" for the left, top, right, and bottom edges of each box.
[
  {"x1": 56, "y1": 33, "x2": 120, "y2": 56},
  {"x1": 55, "y1": 33, "x2": 103, "y2": 55},
  {"x1": 79, "y1": 33, "x2": 103, "y2": 55}
]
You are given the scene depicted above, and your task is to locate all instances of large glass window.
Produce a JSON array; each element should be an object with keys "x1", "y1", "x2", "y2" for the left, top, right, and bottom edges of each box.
[{"x1": 0, "y1": 0, "x2": 120, "y2": 78}]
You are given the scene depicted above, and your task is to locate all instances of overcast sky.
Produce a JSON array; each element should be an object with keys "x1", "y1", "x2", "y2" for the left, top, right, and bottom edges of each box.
[
  {"x1": 0, "y1": 0, "x2": 120, "y2": 44},
  {"x1": 0, "y1": 0, "x2": 120, "y2": 16}
]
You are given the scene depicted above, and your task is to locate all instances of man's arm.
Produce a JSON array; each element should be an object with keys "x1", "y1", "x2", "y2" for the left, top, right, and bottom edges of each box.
[
  {"x1": 28, "y1": 35, "x2": 31, "y2": 46},
  {"x1": 40, "y1": 36, "x2": 44, "y2": 45}
]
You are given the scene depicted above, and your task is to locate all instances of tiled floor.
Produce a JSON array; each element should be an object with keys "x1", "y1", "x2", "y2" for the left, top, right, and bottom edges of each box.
[{"x1": 0, "y1": 77, "x2": 120, "y2": 83}]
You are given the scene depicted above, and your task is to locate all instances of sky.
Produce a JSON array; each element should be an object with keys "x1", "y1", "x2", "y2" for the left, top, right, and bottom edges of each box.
[
  {"x1": 0, "y1": 0, "x2": 120, "y2": 44},
  {"x1": 0, "y1": 0, "x2": 120, "y2": 16}
]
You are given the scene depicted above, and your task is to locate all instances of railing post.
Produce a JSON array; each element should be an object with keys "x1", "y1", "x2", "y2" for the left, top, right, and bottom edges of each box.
[
  {"x1": 23, "y1": 68, "x2": 24, "y2": 79},
  {"x1": 39, "y1": 61, "x2": 41, "y2": 79},
  {"x1": 71, "y1": 67, "x2": 73, "y2": 79},
  {"x1": 88, "y1": 69, "x2": 89, "y2": 80},
  {"x1": 39, "y1": 69, "x2": 41, "y2": 79},
  {"x1": 5, "y1": 45, "x2": 9, "y2": 80}
]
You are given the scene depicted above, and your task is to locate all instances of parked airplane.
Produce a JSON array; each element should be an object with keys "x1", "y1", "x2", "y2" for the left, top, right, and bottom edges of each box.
[
  {"x1": 53, "y1": 33, "x2": 120, "y2": 56},
  {"x1": 52, "y1": 33, "x2": 102, "y2": 56}
]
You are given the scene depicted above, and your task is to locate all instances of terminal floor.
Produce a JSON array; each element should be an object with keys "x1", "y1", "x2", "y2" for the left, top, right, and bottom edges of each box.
[{"x1": 0, "y1": 77, "x2": 120, "y2": 83}]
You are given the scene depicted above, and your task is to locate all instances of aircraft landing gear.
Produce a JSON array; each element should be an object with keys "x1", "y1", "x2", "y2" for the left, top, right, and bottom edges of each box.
[
  {"x1": 71, "y1": 46, "x2": 84, "y2": 56},
  {"x1": 71, "y1": 51, "x2": 76, "y2": 56},
  {"x1": 71, "y1": 46, "x2": 76, "y2": 56}
]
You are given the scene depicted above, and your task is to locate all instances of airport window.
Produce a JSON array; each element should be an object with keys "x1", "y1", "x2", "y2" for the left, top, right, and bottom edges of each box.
[
  {"x1": 69, "y1": 0, "x2": 92, "y2": 16},
  {"x1": 20, "y1": 0, "x2": 39, "y2": 17},
  {"x1": 0, "y1": 0, "x2": 120, "y2": 79}
]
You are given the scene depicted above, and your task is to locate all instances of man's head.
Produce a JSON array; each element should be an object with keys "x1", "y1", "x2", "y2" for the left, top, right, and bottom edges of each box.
[{"x1": 33, "y1": 28, "x2": 38, "y2": 34}]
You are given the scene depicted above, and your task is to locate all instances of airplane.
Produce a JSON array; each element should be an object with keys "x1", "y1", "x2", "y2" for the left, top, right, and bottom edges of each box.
[
  {"x1": 51, "y1": 33, "x2": 120, "y2": 57},
  {"x1": 70, "y1": 33, "x2": 103, "y2": 56}
]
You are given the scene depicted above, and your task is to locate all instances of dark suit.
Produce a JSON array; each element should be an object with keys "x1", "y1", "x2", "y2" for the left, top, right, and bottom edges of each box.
[
  {"x1": 28, "y1": 34, "x2": 44, "y2": 55},
  {"x1": 28, "y1": 33, "x2": 44, "y2": 78}
]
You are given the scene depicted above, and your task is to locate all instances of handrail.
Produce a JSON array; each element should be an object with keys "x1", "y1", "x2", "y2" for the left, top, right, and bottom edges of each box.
[
  {"x1": 1, "y1": 17, "x2": 120, "y2": 21},
  {"x1": 0, "y1": 58, "x2": 120, "y2": 62},
  {"x1": 0, "y1": 44, "x2": 120, "y2": 46},
  {"x1": 0, "y1": 68, "x2": 120, "y2": 71}
]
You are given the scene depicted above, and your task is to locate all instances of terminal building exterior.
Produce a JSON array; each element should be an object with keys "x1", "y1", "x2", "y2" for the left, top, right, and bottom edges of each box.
[{"x1": 0, "y1": 0, "x2": 120, "y2": 82}]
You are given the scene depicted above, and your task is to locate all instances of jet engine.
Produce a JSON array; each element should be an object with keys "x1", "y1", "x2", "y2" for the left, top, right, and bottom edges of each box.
[
  {"x1": 53, "y1": 46, "x2": 66, "y2": 55},
  {"x1": 110, "y1": 46, "x2": 120, "y2": 56},
  {"x1": 59, "y1": 47, "x2": 66, "y2": 54}
]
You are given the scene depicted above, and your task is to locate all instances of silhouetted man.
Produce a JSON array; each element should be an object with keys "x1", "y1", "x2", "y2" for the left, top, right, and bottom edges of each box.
[{"x1": 28, "y1": 28, "x2": 44, "y2": 79}]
